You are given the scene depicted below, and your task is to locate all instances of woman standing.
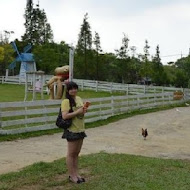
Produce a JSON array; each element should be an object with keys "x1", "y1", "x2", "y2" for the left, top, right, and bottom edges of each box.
[{"x1": 61, "y1": 81, "x2": 88, "y2": 184}]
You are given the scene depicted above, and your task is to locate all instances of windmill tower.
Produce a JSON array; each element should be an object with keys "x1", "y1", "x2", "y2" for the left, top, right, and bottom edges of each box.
[{"x1": 9, "y1": 41, "x2": 37, "y2": 82}]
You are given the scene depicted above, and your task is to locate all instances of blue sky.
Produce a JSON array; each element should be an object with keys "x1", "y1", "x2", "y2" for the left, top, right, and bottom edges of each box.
[{"x1": 1, "y1": 0, "x2": 190, "y2": 64}]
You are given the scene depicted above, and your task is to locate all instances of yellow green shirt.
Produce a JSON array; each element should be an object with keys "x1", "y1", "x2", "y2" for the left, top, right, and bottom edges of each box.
[{"x1": 61, "y1": 96, "x2": 85, "y2": 133}]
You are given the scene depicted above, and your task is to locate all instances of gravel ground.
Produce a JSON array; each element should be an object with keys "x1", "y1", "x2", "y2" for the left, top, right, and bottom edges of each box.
[{"x1": 0, "y1": 106, "x2": 190, "y2": 174}]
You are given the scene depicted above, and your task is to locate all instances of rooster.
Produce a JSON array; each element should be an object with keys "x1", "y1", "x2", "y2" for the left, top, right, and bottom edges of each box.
[{"x1": 142, "y1": 128, "x2": 148, "y2": 140}]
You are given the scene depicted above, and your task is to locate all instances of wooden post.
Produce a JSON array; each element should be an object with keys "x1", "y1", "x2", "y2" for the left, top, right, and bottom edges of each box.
[
  {"x1": 41, "y1": 75, "x2": 44, "y2": 100},
  {"x1": 127, "y1": 95, "x2": 129, "y2": 108},
  {"x1": 126, "y1": 84, "x2": 129, "y2": 95},
  {"x1": 162, "y1": 92, "x2": 164, "y2": 105},
  {"x1": 111, "y1": 96, "x2": 114, "y2": 116},
  {"x1": 99, "y1": 101, "x2": 102, "y2": 120},
  {"x1": 137, "y1": 97, "x2": 140, "y2": 107},
  {"x1": 110, "y1": 82, "x2": 113, "y2": 94},
  {"x1": 144, "y1": 85, "x2": 146, "y2": 94},
  {"x1": 82, "y1": 80, "x2": 84, "y2": 91},
  {"x1": 5, "y1": 69, "x2": 8, "y2": 79},
  {"x1": 154, "y1": 92, "x2": 156, "y2": 105},
  {"x1": 24, "y1": 105, "x2": 28, "y2": 128},
  {"x1": 32, "y1": 73, "x2": 36, "y2": 101},
  {"x1": 2, "y1": 76, "x2": 4, "y2": 84},
  {"x1": 43, "y1": 101, "x2": 47, "y2": 125},
  {"x1": 69, "y1": 47, "x2": 75, "y2": 82},
  {"x1": 19, "y1": 76, "x2": 21, "y2": 85},
  {"x1": 24, "y1": 73, "x2": 28, "y2": 101},
  {"x1": 96, "y1": 81, "x2": 98, "y2": 92},
  {"x1": 169, "y1": 93, "x2": 171, "y2": 104},
  {"x1": 0, "y1": 107, "x2": 2, "y2": 128},
  {"x1": 53, "y1": 82, "x2": 56, "y2": 98}
]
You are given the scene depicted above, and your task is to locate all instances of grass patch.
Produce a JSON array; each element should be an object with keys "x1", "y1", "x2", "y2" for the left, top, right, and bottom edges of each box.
[
  {"x1": 0, "y1": 83, "x2": 124, "y2": 102},
  {"x1": 0, "y1": 101, "x2": 189, "y2": 142},
  {"x1": 0, "y1": 152, "x2": 190, "y2": 190}
]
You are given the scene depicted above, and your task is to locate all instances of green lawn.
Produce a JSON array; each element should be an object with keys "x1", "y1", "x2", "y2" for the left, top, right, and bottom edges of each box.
[
  {"x1": 0, "y1": 152, "x2": 189, "y2": 190},
  {"x1": 0, "y1": 84, "x2": 125, "y2": 102}
]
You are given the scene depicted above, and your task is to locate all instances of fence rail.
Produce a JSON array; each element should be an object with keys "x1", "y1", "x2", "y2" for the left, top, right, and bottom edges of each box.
[
  {"x1": 73, "y1": 79, "x2": 187, "y2": 95},
  {"x1": 0, "y1": 91, "x2": 190, "y2": 135},
  {"x1": 1, "y1": 75, "x2": 188, "y2": 95}
]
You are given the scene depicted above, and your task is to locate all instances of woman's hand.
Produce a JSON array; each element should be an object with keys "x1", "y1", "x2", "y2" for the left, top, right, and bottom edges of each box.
[
  {"x1": 63, "y1": 106, "x2": 87, "y2": 120},
  {"x1": 76, "y1": 107, "x2": 85, "y2": 115},
  {"x1": 76, "y1": 107, "x2": 88, "y2": 115},
  {"x1": 83, "y1": 107, "x2": 87, "y2": 114}
]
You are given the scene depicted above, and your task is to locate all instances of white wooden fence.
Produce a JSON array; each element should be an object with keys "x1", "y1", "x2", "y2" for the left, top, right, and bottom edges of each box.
[
  {"x1": 73, "y1": 79, "x2": 186, "y2": 95},
  {"x1": 0, "y1": 75, "x2": 187, "y2": 95},
  {"x1": 0, "y1": 91, "x2": 190, "y2": 135}
]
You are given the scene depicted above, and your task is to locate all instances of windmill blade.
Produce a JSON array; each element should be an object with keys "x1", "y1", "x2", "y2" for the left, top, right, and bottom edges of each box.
[
  {"x1": 23, "y1": 44, "x2": 32, "y2": 53},
  {"x1": 10, "y1": 41, "x2": 20, "y2": 54},
  {"x1": 9, "y1": 60, "x2": 17, "y2": 69},
  {"x1": 10, "y1": 41, "x2": 23, "y2": 62}
]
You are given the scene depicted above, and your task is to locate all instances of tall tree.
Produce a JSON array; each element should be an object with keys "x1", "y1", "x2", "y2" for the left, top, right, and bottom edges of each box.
[
  {"x1": 151, "y1": 45, "x2": 165, "y2": 85},
  {"x1": 77, "y1": 13, "x2": 92, "y2": 78},
  {"x1": 140, "y1": 40, "x2": 152, "y2": 83},
  {"x1": 152, "y1": 45, "x2": 162, "y2": 73},
  {"x1": 33, "y1": 42, "x2": 70, "y2": 74},
  {"x1": 0, "y1": 47, "x2": 4, "y2": 62},
  {"x1": 143, "y1": 39, "x2": 150, "y2": 62},
  {"x1": 115, "y1": 33, "x2": 130, "y2": 83},
  {"x1": 175, "y1": 55, "x2": 190, "y2": 88},
  {"x1": 130, "y1": 46, "x2": 137, "y2": 57},
  {"x1": 93, "y1": 31, "x2": 102, "y2": 80},
  {"x1": 0, "y1": 44, "x2": 14, "y2": 75},
  {"x1": 116, "y1": 33, "x2": 129, "y2": 59},
  {"x1": 0, "y1": 30, "x2": 14, "y2": 45},
  {"x1": 22, "y1": 1, "x2": 53, "y2": 45}
]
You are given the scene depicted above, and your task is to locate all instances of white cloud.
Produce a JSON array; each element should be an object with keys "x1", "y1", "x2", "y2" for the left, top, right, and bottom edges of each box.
[
  {"x1": 85, "y1": 2, "x2": 190, "y2": 63},
  {"x1": 0, "y1": 0, "x2": 25, "y2": 40},
  {"x1": 0, "y1": 0, "x2": 190, "y2": 64}
]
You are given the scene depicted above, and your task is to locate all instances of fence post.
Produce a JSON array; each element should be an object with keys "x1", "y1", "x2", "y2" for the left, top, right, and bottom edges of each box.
[
  {"x1": 154, "y1": 93, "x2": 156, "y2": 105},
  {"x1": 24, "y1": 105, "x2": 28, "y2": 128},
  {"x1": 111, "y1": 96, "x2": 114, "y2": 116},
  {"x1": 99, "y1": 101, "x2": 102, "y2": 119},
  {"x1": 82, "y1": 80, "x2": 84, "y2": 91},
  {"x1": 53, "y1": 82, "x2": 56, "y2": 99},
  {"x1": 2, "y1": 76, "x2": 4, "y2": 84},
  {"x1": 144, "y1": 85, "x2": 146, "y2": 94},
  {"x1": 162, "y1": 92, "x2": 164, "y2": 105},
  {"x1": 169, "y1": 93, "x2": 171, "y2": 104},
  {"x1": 0, "y1": 106, "x2": 2, "y2": 128},
  {"x1": 110, "y1": 82, "x2": 113, "y2": 94},
  {"x1": 126, "y1": 84, "x2": 129, "y2": 95},
  {"x1": 137, "y1": 97, "x2": 140, "y2": 107},
  {"x1": 96, "y1": 81, "x2": 98, "y2": 92}
]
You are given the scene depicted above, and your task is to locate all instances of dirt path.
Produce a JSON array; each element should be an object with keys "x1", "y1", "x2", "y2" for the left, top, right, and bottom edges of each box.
[{"x1": 1, "y1": 107, "x2": 190, "y2": 175}]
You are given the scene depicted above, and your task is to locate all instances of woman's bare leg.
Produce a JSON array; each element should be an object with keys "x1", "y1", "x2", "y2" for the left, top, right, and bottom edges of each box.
[
  {"x1": 66, "y1": 139, "x2": 83, "y2": 182},
  {"x1": 74, "y1": 139, "x2": 83, "y2": 178}
]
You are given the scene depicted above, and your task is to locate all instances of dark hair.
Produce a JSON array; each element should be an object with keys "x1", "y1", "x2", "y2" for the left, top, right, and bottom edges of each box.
[{"x1": 65, "y1": 81, "x2": 78, "y2": 108}]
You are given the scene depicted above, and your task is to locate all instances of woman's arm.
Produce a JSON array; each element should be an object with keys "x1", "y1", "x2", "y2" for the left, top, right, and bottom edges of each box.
[{"x1": 62, "y1": 107, "x2": 85, "y2": 120}]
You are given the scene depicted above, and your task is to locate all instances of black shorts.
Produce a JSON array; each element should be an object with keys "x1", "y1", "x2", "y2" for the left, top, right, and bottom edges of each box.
[{"x1": 62, "y1": 129, "x2": 87, "y2": 141}]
